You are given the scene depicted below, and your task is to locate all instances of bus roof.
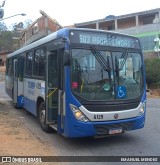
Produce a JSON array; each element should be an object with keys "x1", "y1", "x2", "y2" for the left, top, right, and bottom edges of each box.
[{"x1": 7, "y1": 28, "x2": 139, "y2": 58}]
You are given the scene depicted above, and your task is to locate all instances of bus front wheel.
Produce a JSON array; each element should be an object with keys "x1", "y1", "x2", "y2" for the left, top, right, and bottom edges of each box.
[{"x1": 38, "y1": 102, "x2": 52, "y2": 132}]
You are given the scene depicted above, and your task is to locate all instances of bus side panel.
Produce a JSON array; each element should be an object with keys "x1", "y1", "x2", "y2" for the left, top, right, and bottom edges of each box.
[
  {"x1": 23, "y1": 78, "x2": 45, "y2": 116},
  {"x1": 16, "y1": 79, "x2": 24, "y2": 107},
  {"x1": 5, "y1": 75, "x2": 13, "y2": 99}
]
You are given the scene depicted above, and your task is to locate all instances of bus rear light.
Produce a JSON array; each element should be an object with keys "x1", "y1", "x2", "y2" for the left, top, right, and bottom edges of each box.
[{"x1": 70, "y1": 104, "x2": 89, "y2": 122}]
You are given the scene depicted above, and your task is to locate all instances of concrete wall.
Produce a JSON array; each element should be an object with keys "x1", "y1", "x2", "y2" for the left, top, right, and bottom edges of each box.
[
  {"x1": 113, "y1": 22, "x2": 160, "y2": 35},
  {"x1": 117, "y1": 17, "x2": 136, "y2": 29}
]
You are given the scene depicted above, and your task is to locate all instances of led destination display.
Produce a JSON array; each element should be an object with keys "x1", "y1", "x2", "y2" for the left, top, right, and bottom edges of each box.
[{"x1": 70, "y1": 31, "x2": 140, "y2": 49}]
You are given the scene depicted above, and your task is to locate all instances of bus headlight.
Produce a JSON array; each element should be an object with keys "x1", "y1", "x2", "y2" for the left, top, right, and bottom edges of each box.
[
  {"x1": 138, "y1": 102, "x2": 146, "y2": 116},
  {"x1": 70, "y1": 104, "x2": 89, "y2": 122}
]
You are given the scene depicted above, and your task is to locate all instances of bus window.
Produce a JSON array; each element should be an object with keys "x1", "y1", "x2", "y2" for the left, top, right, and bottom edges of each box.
[
  {"x1": 114, "y1": 52, "x2": 143, "y2": 99},
  {"x1": 71, "y1": 49, "x2": 113, "y2": 100},
  {"x1": 118, "y1": 58, "x2": 133, "y2": 78},
  {"x1": 33, "y1": 47, "x2": 46, "y2": 77},
  {"x1": 7, "y1": 58, "x2": 13, "y2": 76},
  {"x1": 6, "y1": 59, "x2": 9, "y2": 75},
  {"x1": 26, "y1": 52, "x2": 33, "y2": 76},
  {"x1": 19, "y1": 57, "x2": 24, "y2": 81},
  {"x1": 48, "y1": 51, "x2": 58, "y2": 88}
]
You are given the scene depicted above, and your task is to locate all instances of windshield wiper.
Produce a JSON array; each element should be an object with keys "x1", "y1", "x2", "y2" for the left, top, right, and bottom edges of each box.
[
  {"x1": 115, "y1": 49, "x2": 129, "y2": 84},
  {"x1": 119, "y1": 49, "x2": 129, "y2": 71},
  {"x1": 90, "y1": 46, "x2": 111, "y2": 71}
]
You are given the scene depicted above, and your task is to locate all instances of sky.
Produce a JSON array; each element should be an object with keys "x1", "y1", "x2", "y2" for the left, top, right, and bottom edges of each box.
[{"x1": 1, "y1": 0, "x2": 160, "y2": 27}]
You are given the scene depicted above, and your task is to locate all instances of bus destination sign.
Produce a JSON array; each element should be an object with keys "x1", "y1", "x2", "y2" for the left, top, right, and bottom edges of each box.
[{"x1": 70, "y1": 31, "x2": 140, "y2": 49}]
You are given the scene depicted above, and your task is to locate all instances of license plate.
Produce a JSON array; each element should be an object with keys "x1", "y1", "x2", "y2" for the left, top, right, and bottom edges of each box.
[{"x1": 109, "y1": 128, "x2": 123, "y2": 135}]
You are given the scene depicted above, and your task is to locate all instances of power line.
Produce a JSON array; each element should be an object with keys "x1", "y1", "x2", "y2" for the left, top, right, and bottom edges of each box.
[{"x1": 0, "y1": 13, "x2": 26, "y2": 21}]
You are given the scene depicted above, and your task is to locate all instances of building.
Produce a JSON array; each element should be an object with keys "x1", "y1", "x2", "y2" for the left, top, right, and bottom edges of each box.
[
  {"x1": 0, "y1": 50, "x2": 11, "y2": 66},
  {"x1": 0, "y1": 11, "x2": 63, "y2": 80},
  {"x1": 0, "y1": 50, "x2": 12, "y2": 81},
  {"x1": 75, "y1": 8, "x2": 160, "y2": 58},
  {"x1": 20, "y1": 10, "x2": 62, "y2": 47}
]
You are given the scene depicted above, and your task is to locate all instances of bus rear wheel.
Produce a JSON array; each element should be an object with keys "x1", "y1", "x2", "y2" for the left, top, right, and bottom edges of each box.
[{"x1": 38, "y1": 102, "x2": 52, "y2": 132}]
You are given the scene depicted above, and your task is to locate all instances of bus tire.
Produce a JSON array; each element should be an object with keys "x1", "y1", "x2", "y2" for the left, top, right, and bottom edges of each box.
[{"x1": 38, "y1": 102, "x2": 52, "y2": 133}]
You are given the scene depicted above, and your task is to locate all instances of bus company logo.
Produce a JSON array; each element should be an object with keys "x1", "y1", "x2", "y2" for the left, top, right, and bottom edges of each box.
[
  {"x1": 2, "y1": 157, "x2": 12, "y2": 163},
  {"x1": 114, "y1": 114, "x2": 119, "y2": 119}
]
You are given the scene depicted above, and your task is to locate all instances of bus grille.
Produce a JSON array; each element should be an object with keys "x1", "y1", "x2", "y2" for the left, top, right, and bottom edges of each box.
[
  {"x1": 83, "y1": 102, "x2": 139, "y2": 112},
  {"x1": 94, "y1": 121, "x2": 135, "y2": 135}
]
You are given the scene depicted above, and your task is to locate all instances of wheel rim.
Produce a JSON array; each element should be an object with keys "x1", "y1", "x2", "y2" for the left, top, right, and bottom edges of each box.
[{"x1": 40, "y1": 109, "x2": 45, "y2": 124}]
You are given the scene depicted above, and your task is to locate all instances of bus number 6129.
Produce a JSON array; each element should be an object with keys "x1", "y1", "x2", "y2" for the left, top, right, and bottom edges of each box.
[{"x1": 94, "y1": 115, "x2": 103, "y2": 120}]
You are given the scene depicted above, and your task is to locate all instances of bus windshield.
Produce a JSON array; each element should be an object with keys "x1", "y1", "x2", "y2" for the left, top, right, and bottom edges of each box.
[{"x1": 71, "y1": 48, "x2": 143, "y2": 101}]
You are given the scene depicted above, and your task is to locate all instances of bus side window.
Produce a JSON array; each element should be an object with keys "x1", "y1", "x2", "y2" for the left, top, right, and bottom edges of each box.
[
  {"x1": 26, "y1": 52, "x2": 33, "y2": 76},
  {"x1": 48, "y1": 51, "x2": 58, "y2": 88},
  {"x1": 33, "y1": 47, "x2": 46, "y2": 77},
  {"x1": 6, "y1": 59, "x2": 9, "y2": 75},
  {"x1": 19, "y1": 57, "x2": 24, "y2": 81},
  {"x1": 7, "y1": 58, "x2": 13, "y2": 76}
]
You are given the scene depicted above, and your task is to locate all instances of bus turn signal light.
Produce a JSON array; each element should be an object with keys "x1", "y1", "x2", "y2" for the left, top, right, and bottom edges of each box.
[{"x1": 70, "y1": 104, "x2": 89, "y2": 122}]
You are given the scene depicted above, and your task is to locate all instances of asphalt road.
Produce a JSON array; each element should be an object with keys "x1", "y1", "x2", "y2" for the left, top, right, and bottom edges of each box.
[{"x1": 0, "y1": 82, "x2": 160, "y2": 165}]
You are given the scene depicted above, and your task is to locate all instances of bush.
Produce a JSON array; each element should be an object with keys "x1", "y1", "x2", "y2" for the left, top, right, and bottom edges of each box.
[{"x1": 144, "y1": 58, "x2": 160, "y2": 88}]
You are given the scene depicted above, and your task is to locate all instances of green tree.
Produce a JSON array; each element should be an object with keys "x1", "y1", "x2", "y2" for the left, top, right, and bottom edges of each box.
[
  {"x1": 0, "y1": 30, "x2": 13, "y2": 50},
  {"x1": 0, "y1": 21, "x2": 24, "y2": 51},
  {"x1": 0, "y1": 22, "x2": 7, "y2": 31},
  {"x1": 145, "y1": 58, "x2": 160, "y2": 88},
  {"x1": 0, "y1": 22, "x2": 14, "y2": 51}
]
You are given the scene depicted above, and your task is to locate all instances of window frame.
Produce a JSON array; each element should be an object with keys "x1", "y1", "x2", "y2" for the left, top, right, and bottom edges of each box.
[
  {"x1": 33, "y1": 47, "x2": 46, "y2": 78},
  {"x1": 6, "y1": 58, "x2": 13, "y2": 76},
  {"x1": 25, "y1": 51, "x2": 33, "y2": 77}
]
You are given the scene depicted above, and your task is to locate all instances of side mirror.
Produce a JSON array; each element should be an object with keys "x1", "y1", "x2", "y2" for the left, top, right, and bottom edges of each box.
[{"x1": 63, "y1": 50, "x2": 71, "y2": 66}]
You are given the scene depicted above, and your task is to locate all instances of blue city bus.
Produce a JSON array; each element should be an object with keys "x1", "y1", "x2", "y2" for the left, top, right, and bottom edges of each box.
[{"x1": 5, "y1": 28, "x2": 146, "y2": 138}]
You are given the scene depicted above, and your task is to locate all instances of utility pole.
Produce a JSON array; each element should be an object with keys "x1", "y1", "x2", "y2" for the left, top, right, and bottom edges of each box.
[{"x1": 0, "y1": 0, "x2": 5, "y2": 19}]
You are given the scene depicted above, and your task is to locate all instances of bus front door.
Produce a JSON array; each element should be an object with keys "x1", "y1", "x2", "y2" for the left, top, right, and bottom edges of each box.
[{"x1": 46, "y1": 51, "x2": 59, "y2": 128}]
